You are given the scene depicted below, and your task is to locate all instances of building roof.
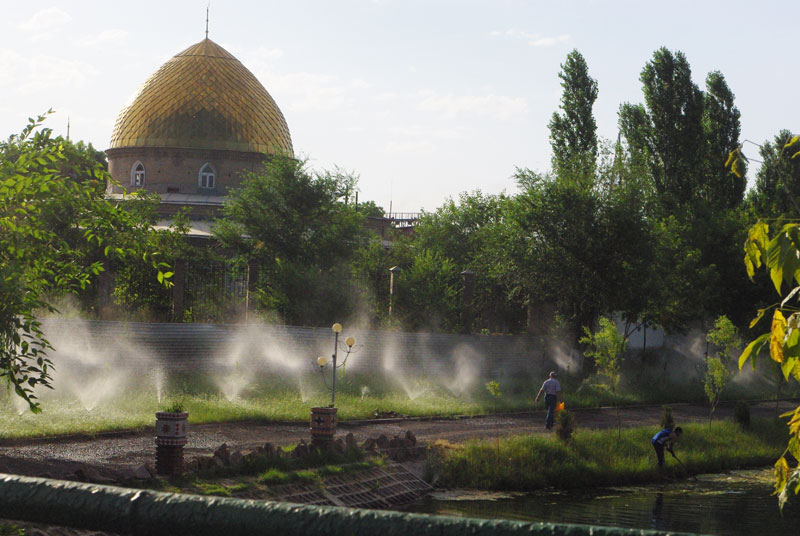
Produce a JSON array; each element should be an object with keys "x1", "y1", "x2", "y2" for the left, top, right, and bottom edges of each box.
[{"x1": 108, "y1": 38, "x2": 292, "y2": 155}]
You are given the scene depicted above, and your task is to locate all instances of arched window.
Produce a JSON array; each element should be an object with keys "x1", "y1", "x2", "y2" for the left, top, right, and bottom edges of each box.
[
  {"x1": 131, "y1": 162, "x2": 145, "y2": 187},
  {"x1": 198, "y1": 163, "x2": 216, "y2": 189}
]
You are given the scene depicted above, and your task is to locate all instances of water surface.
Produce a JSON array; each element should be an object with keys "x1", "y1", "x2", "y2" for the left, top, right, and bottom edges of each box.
[{"x1": 407, "y1": 470, "x2": 800, "y2": 535}]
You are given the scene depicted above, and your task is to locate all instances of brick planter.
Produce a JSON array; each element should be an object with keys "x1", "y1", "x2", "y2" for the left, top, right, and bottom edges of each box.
[
  {"x1": 310, "y1": 407, "x2": 337, "y2": 446},
  {"x1": 155, "y1": 411, "x2": 188, "y2": 475}
]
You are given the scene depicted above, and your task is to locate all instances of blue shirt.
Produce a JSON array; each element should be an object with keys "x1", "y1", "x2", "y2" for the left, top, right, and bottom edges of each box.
[{"x1": 652, "y1": 429, "x2": 674, "y2": 446}]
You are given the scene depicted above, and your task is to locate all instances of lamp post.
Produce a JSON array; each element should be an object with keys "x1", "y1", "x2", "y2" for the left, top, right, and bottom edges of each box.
[
  {"x1": 315, "y1": 323, "x2": 359, "y2": 407},
  {"x1": 388, "y1": 266, "x2": 401, "y2": 318},
  {"x1": 311, "y1": 323, "x2": 359, "y2": 447},
  {"x1": 460, "y1": 269, "x2": 475, "y2": 334}
]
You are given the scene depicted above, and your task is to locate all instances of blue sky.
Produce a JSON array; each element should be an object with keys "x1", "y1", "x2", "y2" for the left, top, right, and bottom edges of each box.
[{"x1": 1, "y1": 1, "x2": 798, "y2": 211}]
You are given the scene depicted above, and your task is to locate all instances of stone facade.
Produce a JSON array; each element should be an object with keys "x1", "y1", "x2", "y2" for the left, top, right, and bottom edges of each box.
[{"x1": 106, "y1": 146, "x2": 264, "y2": 197}]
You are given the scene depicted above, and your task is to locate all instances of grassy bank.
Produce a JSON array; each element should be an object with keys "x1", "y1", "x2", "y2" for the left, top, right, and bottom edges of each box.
[{"x1": 431, "y1": 419, "x2": 788, "y2": 491}]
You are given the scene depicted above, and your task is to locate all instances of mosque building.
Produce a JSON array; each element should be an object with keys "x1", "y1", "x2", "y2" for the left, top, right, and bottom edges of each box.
[{"x1": 105, "y1": 36, "x2": 293, "y2": 236}]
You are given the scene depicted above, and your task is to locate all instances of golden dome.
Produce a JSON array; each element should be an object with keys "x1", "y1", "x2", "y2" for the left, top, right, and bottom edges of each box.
[{"x1": 109, "y1": 39, "x2": 292, "y2": 154}]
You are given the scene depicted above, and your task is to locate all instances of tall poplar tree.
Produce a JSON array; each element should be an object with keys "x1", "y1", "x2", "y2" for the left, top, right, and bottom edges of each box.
[
  {"x1": 749, "y1": 130, "x2": 800, "y2": 217},
  {"x1": 702, "y1": 71, "x2": 746, "y2": 209},
  {"x1": 619, "y1": 48, "x2": 705, "y2": 213},
  {"x1": 548, "y1": 49, "x2": 599, "y2": 178}
]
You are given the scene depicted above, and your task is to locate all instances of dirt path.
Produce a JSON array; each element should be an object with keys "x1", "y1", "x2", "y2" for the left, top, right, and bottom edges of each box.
[{"x1": 0, "y1": 400, "x2": 796, "y2": 481}]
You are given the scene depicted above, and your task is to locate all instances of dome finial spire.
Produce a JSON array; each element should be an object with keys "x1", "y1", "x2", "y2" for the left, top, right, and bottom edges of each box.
[{"x1": 205, "y1": 3, "x2": 210, "y2": 39}]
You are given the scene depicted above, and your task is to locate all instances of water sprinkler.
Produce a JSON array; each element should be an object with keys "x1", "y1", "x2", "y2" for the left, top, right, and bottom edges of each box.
[{"x1": 316, "y1": 322, "x2": 362, "y2": 407}]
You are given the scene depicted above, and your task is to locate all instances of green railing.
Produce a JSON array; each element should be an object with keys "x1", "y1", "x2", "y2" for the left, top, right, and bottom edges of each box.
[{"x1": 0, "y1": 473, "x2": 698, "y2": 536}]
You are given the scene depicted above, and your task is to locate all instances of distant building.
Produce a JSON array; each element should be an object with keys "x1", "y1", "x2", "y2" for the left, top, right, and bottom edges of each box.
[{"x1": 105, "y1": 38, "x2": 292, "y2": 236}]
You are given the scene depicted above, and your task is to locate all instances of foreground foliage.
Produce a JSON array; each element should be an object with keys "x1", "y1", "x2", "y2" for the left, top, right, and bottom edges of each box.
[
  {"x1": 0, "y1": 114, "x2": 170, "y2": 411},
  {"x1": 740, "y1": 182, "x2": 800, "y2": 507}
]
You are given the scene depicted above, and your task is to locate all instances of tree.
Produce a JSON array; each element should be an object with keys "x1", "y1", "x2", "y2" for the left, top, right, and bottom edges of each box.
[
  {"x1": 0, "y1": 113, "x2": 170, "y2": 411},
  {"x1": 702, "y1": 71, "x2": 746, "y2": 209},
  {"x1": 703, "y1": 357, "x2": 730, "y2": 426},
  {"x1": 355, "y1": 199, "x2": 385, "y2": 218},
  {"x1": 619, "y1": 48, "x2": 705, "y2": 212},
  {"x1": 580, "y1": 317, "x2": 627, "y2": 437},
  {"x1": 619, "y1": 48, "x2": 753, "y2": 331},
  {"x1": 548, "y1": 49, "x2": 599, "y2": 177},
  {"x1": 703, "y1": 315, "x2": 739, "y2": 425},
  {"x1": 411, "y1": 191, "x2": 524, "y2": 333},
  {"x1": 392, "y1": 249, "x2": 460, "y2": 332},
  {"x1": 748, "y1": 130, "x2": 800, "y2": 218},
  {"x1": 213, "y1": 156, "x2": 371, "y2": 325},
  {"x1": 506, "y1": 168, "x2": 604, "y2": 339},
  {"x1": 110, "y1": 202, "x2": 192, "y2": 320}
]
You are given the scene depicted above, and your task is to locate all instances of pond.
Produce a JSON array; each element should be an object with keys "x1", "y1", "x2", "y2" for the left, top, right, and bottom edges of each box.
[{"x1": 406, "y1": 469, "x2": 800, "y2": 535}]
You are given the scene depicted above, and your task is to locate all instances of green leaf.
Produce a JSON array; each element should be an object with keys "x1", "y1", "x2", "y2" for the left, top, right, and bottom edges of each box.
[
  {"x1": 750, "y1": 308, "x2": 767, "y2": 329},
  {"x1": 783, "y1": 286, "x2": 800, "y2": 307},
  {"x1": 782, "y1": 356, "x2": 798, "y2": 380},
  {"x1": 739, "y1": 333, "x2": 770, "y2": 370}
]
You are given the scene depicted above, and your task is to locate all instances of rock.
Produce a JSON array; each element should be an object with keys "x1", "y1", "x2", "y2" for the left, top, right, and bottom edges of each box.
[
  {"x1": 73, "y1": 466, "x2": 116, "y2": 484},
  {"x1": 229, "y1": 450, "x2": 244, "y2": 467},
  {"x1": 362, "y1": 437, "x2": 376, "y2": 451},
  {"x1": 405, "y1": 430, "x2": 417, "y2": 445},
  {"x1": 214, "y1": 443, "x2": 231, "y2": 465},
  {"x1": 333, "y1": 438, "x2": 345, "y2": 454},
  {"x1": 345, "y1": 433, "x2": 357, "y2": 450},
  {"x1": 213, "y1": 456, "x2": 227, "y2": 469},
  {"x1": 376, "y1": 435, "x2": 389, "y2": 448},
  {"x1": 132, "y1": 463, "x2": 153, "y2": 479},
  {"x1": 293, "y1": 440, "x2": 309, "y2": 458}
]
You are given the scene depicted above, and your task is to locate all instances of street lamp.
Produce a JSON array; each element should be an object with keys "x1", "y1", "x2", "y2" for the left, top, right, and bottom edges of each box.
[
  {"x1": 388, "y1": 266, "x2": 401, "y2": 317},
  {"x1": 316, "y1": 322, "x2": 360, "y2": 407}
]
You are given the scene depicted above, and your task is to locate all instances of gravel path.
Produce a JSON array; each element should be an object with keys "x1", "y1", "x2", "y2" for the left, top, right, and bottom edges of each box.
[{"x1": 0, "y1": 400, "x2": 796, "y2": 480}]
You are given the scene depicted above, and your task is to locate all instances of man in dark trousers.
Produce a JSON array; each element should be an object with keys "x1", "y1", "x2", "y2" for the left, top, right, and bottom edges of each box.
[
  {"x1": 651, "y1": 427, "x2": 683, "y2": 469},
  {"x1": 534, "y1": 371, "x2": 561, "y2": 430}
]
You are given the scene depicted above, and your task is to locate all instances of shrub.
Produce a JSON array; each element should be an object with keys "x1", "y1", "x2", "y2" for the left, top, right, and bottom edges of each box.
[
  {"x1": 734, "y1": 400, "x2": 750, "y2": 427},
  {"x1": 162, "y1": 401, "x2": 186, "y2": 413},
  {"x1": 661, "y1": 405, "x2": 675, "y2": 429},
  {"x1": 555, "y1": 409, "x2": 574, "y2": 442},
  {"x1": 0, "y1": 524, "x2": 24, "y2": 536}
]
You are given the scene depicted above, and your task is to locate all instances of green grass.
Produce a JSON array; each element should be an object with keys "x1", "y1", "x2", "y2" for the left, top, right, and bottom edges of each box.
[
  {"x1": 1, "y1": 368, "x2": 797, "y2": 440},
  {"x1": 195, "y1": 481, "x2": 252, "y2": 497},
  {"x1": 0, "y1": 374, "x2": 538, "y2": 439},
  {"x1": 432, "y1": 419, "x2": 788, "y2": 491}
]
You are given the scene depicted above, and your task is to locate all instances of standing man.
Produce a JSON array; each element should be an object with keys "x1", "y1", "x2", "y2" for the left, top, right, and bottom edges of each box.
[
  {"x1": 534, "y1": 371, "x2": 561, "y2": 430},
  {"x1": 651, "y1": 427, "x2": 683, "y2": 470}
]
